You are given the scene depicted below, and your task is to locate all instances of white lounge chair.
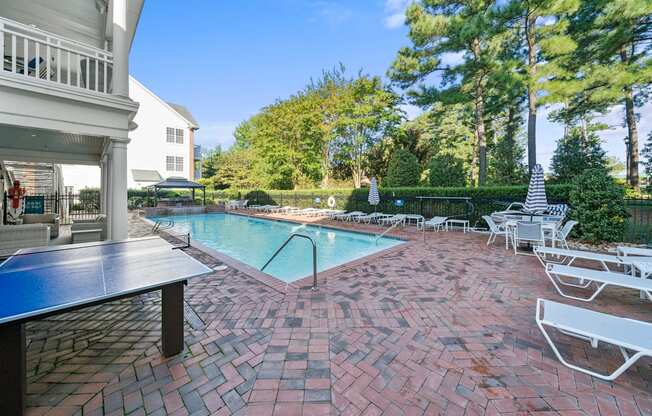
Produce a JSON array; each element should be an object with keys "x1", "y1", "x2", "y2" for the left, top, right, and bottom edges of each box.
[
  {"x1": 423, "y1": 216, "x2": 447, "y2": 231},
  {"x1": 536, "y1": 298, "x2": 652, "y2": 380},
  {"x1": 618, "y1": 246, "x2": 652, "y2": 258},
  {"x1": 333, "y1": 211, "x2": 365, "y2": 221},
  {"x1": 378, "y1": 214, "x2": 406, "y2": 227},
  {"x1": 356, "y1": 212, "x2": 390, "y2": 224},
  {"x1": 534, "y1": 246, "x2": 632, "y2": 272},
  {"x1": 0, "y1": 224, "x2": 50, "y2": 258},
  {"x1": 483, "y1": 215, "x2": 509, "y2": 249},
  {"x1": 544, "y1": 263, "x2": 652, "y2": 302}
]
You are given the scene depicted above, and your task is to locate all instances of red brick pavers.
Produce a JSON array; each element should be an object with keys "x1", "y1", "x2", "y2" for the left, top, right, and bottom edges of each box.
[{"x1": 24, "y1": 212, "x2": 652, "y2": 415}]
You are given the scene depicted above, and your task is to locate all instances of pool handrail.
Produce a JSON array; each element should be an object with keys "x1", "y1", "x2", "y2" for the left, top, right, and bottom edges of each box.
[{"x1": 261, "y1": 233, "x2": 318, "y2": 290}]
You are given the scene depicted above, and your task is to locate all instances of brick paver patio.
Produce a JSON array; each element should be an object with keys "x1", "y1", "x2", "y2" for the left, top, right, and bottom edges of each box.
[{"x1": 25, "y1": 212, "x2": 652, "y2": 415}]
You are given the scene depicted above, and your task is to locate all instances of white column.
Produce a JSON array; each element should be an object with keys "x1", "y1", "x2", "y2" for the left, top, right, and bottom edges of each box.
[
  {"x1": 112, "y1": 0, "x2": 129, "y2": 97},
  {"x1": 100, "y1": 157, "x2": 107, "y2": 215},
  {"x1": 108, "y1": 137, "x2": 130, "y2": 240}
]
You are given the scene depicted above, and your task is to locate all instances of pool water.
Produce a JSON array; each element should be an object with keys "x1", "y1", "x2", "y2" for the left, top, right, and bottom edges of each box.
[{"x1": 149, "y1": 213, "x2": 403, "y2": 282}]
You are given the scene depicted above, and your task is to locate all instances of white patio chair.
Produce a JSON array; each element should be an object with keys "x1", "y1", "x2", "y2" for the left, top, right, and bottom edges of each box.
[
  {"x1": 536, "y1": 298, "x2": 652, "y2": 381},
  {"x1": 544, "y1": 263, "x2": 652, "y2": 302},
  {"x1": 554, "y1": 220, "x2": 578, "y2": 249},
  {"x1": 356, "y1": 212, "x2": 388, "y2": 224},
  {"x1": 513, "y1": 221, "x2": 545, "y2": 255},
  {"x1": 482, "y1": 215, "x2": 509, "y2": 249},
  {"x1": 423, "y1": 216, "x2": 447, "y2": 231},
  {"x1": 378, "y1": 214, "x2": 406, "y2": 227}
]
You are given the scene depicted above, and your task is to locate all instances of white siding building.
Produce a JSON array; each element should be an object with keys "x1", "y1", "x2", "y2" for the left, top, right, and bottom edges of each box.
[{"x1": 127, "y1": 77, "x2": 200, "y2": 189}]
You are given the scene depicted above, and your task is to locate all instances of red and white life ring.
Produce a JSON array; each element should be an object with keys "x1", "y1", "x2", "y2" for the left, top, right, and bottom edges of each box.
[{"x1": 327, "y1": 195, "x2": 336, "y2": 208}]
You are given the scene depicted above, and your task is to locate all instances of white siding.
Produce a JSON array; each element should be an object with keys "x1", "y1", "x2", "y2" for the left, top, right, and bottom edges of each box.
[{"x1": 127, "y1": 77, "x2": 192, "y2": 189}]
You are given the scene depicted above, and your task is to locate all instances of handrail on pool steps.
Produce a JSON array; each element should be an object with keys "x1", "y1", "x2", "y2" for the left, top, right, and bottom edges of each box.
[{"x1": 261, "y1": 233, "x2": 318, "y2": 290}]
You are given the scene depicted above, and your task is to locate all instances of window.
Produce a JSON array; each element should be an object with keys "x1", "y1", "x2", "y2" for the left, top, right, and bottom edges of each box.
[
  {"x1": 166, "y1": 127, "x2": 184, "y2": 144},
  {"x1": 166, "y1": 156, "x2": 184, "y2": 172},
  {"x1": 166, "y1": 127, "x2": 175, "y2": 143}
]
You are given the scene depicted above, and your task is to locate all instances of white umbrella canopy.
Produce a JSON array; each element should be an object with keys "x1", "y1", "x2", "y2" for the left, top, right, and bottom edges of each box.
[
  {"x1": 525, "y1": 164, "x2": 548, "y2": 213},
  {"x1": 368, "y1": 177, "x2": 380, "y2": 210}
]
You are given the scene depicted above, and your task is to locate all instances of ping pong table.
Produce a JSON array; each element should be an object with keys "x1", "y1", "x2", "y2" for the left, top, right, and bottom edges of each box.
[{"x1": 0, "y1": 237, "x2": 212, "y2": 415}]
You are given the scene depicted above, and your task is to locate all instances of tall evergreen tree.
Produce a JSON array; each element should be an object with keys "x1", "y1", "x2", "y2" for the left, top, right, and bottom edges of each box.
[
  {"x1": 388, "y1": 0, "x2": 497, "y2": 185},
  {"x1": 550, "y1": 124, "x2": 609, "y2": 182},
  {"x1": 498, "y1": 0, "x2": 579, "y2": 174},
  {"x1": 546, "y1": 0, "x2": 652, "y2": 190}
]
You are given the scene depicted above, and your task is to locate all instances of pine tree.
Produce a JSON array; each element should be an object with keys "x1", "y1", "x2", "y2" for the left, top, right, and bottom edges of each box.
[
  {"x1": 388, "y1": 0, "x2": 496, "y2": 185},
  {"x1": 550, "y1": 125, "x2": 609, "y2": 183}
]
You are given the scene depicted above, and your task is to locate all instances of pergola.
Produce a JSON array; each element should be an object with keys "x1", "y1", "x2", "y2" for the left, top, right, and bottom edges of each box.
[{"x1": 148, "y1": 177, "x2": 206, "y2": 206}]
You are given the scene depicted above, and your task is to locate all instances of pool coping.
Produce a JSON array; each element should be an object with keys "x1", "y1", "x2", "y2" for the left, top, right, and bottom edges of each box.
[{"x1": 140, "y1": 212, "x2": 413, "y2": 294}]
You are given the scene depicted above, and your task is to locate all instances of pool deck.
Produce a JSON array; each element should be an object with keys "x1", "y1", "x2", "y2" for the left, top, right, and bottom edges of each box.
[{"x1": 24, "y1": 211, "x2": 652, "y2": 416}]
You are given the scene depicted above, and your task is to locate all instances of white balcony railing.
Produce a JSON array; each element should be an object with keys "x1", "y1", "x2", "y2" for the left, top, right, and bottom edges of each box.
[{"x1": 0, "y1": 16, "x2": 113, "y2": 94}]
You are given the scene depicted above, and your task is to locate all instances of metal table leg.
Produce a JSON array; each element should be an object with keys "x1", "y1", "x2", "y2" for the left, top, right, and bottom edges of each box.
[
  {"x1": 162, "y1": 281, "x2": 185, "y2": 357},
  {"x1": 0, "y1": 322, "x2": 26, "y2": 415}
]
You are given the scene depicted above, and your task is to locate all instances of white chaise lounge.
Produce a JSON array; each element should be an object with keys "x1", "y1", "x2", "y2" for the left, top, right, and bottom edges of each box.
[
  {"x1": 534, "y1": 246, "x2": 631, "y2": 272},
  {"x1": 544, "y1": 263, "x2": 652, "y2": 302},
  {"x1": 536, "y1": 298, "x2": 652, "y2": 380}
]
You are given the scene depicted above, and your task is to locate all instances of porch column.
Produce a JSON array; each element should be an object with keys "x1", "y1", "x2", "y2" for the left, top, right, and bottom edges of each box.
[
  {"x1": 112, "y1": 0, "x2": 129, "y2": 97},
  {"x1": 108, "y1": 137, "x2": 130, "y2": 240},
  {"x1": 100, "y1": 156, "x2": 108, "y2": 215}
]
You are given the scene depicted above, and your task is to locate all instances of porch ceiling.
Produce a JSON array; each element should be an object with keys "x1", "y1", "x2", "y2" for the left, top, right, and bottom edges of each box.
[{"x1": 0, "y1": 124, "x2": 103, "y2": 165}]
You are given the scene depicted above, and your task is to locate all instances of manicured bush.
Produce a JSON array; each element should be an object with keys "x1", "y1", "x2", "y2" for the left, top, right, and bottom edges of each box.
[
  {"x1": 383, "y1": 149, "x2": 420, "y2": 187},
  {"x1": 568, "y1": 169, "x2": 628, "y2": 243},
  {"x1": 428, "y1": 154, "x2": 465, "y2": 187}
]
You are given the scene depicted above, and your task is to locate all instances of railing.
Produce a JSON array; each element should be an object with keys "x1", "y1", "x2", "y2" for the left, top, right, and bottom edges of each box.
[
  {"x1": 0, "y1": 16, "x2": 113, "y2": 94},
  {"x1": 2, "y1": 192, "x2": 100, "y2": 225},
  {"x1": 261, "y1": 233, "x2": 318, "y2": 290}
]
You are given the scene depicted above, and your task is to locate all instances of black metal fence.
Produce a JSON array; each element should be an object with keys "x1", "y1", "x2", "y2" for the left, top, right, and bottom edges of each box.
[
  {"x1": 3, "y1": 192, "x2": 100, "y2": 225},
  {"x1": 624, "y1": 198, "x2": 652, "y2": 244}
]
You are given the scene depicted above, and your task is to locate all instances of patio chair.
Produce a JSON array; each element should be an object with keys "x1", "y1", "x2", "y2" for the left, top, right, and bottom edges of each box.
[
  {"x1": 546, "y1": 203, "x2": 569, "y2": 218},
  {"x1": 333, "y1": 211, "x2": 365, "y2": 221},
  {"x1": 536, "y1": 298, "x2": 652, "y2": 381},
  {"x1": 378, "y1": 214, "x2": 406, "y2": 227},
  {"x1": 544, "y1": 263, "x2": 652, "y2": 302},
  {"x1": 483, "y1": 215, "x2": 509, "y2": 249},
  {"x1": 513, "y1": 221, "x2": 545, "y2": 255},
  {"x1": 550, "y1": 220, "x2": 577, "y2": 249},
  {"x1": 534, "y1": 246, "x2": 629, "y2": 272},
  {"x1": 423, "y1": 216, "x2": 447, "y2": 231},
  {"x1": 356, "y1": 212, "x2": 389, "y2": 224}
]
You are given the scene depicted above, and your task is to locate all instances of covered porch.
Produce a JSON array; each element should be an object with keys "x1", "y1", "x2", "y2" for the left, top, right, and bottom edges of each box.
[{"x1": 0, "y1": 124, "x2": 130, "y2": 244}]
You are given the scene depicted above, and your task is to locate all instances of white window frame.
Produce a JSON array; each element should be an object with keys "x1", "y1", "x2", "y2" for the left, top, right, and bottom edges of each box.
[
  {"x1": 175, "y1": 128, "x2": 184, "y2": 144},
  {"x1": 175, "y1": 156, "x2": 184, "y2": 172},
  {"x1": 166, "y1": 156, "x2": 175, "y2": 171},
  {"x1": 166, "y1": 127, "x2": 175, "y2": 143}
]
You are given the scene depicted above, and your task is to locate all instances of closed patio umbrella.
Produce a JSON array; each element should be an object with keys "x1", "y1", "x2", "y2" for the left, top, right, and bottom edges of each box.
[
  {"x1": 368, "y1": 177, "x2": 380, "y2": 211},
  {"x1": 525, "y1": 164, "x2": 547, "y2": 214}
]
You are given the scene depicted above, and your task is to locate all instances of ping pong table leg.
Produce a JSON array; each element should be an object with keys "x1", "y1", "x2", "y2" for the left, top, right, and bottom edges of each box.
[
  {"x1": 0, "y1": 323, "x2": 26, "y2": 415},
  {"x1": 162, "y1": 281, "x2": 185, "y2": 357}
]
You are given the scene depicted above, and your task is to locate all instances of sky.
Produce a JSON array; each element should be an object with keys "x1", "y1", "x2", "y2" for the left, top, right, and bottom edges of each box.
[{"x1": 126, "y1": 0, "x2": 650, "y2": 174}]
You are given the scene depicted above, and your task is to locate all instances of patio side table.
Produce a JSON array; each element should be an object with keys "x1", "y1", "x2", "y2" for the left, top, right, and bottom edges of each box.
[{"x1": 446, "y1": 219, "x2": 469, "y2": 233}]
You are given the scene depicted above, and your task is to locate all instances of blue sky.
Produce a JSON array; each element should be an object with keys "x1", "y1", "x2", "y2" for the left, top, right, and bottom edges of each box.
[{"x1": 129, "y1": 0, "x2": 650, "y2": 173}]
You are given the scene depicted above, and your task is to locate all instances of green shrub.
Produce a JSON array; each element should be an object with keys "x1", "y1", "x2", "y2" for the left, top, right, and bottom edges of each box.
[
  {"x1": 428, "y1": 155, "x2": 465, "y2": 187},
  {"x1": 569, "y1": 169, "x2": 628, "y2": 243},
  {"x1": 383, "y1": 149, "x2": 420, "y2": 187}
]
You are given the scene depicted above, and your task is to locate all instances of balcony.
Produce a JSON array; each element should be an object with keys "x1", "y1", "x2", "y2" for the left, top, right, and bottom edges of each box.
[{"x1": 1, "y1": 16, "x2": 113, "y2": 95}]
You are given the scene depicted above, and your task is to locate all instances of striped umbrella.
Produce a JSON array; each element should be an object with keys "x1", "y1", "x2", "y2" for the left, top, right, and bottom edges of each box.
[
  {"x1": 525, "y1": 164, "x2": 548, "y2": 213},
  {"x1": 368, "y1": 177, "x2": 380, "y2": 210}
]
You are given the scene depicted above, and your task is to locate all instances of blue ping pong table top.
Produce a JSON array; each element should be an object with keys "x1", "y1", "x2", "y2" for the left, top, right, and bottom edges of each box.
[{"x1": 0, "y1": 237, "x2": 213, "y2": 324}]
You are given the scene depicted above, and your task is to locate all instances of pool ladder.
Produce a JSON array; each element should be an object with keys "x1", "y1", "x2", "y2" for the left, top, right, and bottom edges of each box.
[
  {"x1": 375, "y1": 221, "x2": 400, "y2": 244},
  {"x1": 261, "y1": 233, "x2": 318, "y2": 290},
  {"x1": 152, "y1": 219, "x2": 175, "y2": 233}
]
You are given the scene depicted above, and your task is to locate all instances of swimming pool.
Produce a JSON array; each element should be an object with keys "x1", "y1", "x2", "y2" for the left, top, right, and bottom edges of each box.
[{"x1": 149, "y1": 213, "x2": 404, "y2": 282}]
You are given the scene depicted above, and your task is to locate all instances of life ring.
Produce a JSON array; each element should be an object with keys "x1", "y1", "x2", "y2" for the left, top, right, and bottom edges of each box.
[{"x1": 327, "y1": 195, "x2": 336, "y2": 208}]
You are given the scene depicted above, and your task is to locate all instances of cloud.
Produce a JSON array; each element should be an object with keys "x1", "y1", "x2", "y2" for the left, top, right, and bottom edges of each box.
[
  {"x1": 312, "y1": 1, "x2": 353, "y2": 26},
  {"x1": 194, "y1": 121, "x2": 240, "y2": 151},
  {"x1": 383, "y1": 0, "x2": 410, "y2": 29}
]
